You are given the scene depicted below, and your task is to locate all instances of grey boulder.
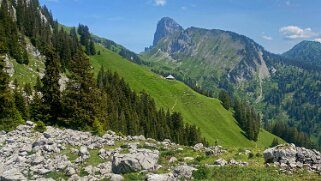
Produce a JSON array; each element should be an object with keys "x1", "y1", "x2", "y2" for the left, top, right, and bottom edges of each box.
[
  {"x1": 0, "y1": 168, "x2": 27, "y2": 181},
  {"x1": 112, "y1": 149, "x2": 159, "y2": 174},
  {"x1": 174, "y1": 165, "x2": 197, "y2": 179},
  {"x1": 145, "y1": 173, "x2": 177, "y2": 181}
]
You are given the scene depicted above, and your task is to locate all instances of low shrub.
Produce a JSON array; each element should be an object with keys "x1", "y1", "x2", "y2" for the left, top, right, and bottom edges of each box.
[
  {"x1": 33, "y1": 121, "x2": 46, "y2": 133},
  {"x1": 192, "y1": 166, "x2": 210, "y2": 180}
]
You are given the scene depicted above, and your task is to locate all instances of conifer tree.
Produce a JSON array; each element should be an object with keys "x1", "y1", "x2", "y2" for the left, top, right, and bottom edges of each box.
[
  {"x1": 0, "y1": 54, "x2": 23, "y2": 131},
  {"x1": 34, "y1": 76, "x2": 42, "y2": 92},
  {"x1": 29, "y1": 92, "x2": 42, "y2": 122},
  {"x1": 219, "y1": 90, "x2": 231, "y2": 110},
  {"x1": 24, "y1": 83, "x2": 33, "y2": 96},
  {"x1": 14, "y1": 88, "x2": 29, "y2": 120},
  {"x1": 41, "y1": 48, "x2": 61, "y2": 124},
  {"x1": 62, "y1": 48, "x2": 107, "y2": 129}
]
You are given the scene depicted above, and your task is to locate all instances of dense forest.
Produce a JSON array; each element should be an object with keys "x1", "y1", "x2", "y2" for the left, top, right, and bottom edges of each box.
[
  {"x1": 263, "y1": 64, "x2": 321, "y2": 149},
  {"x1": 0, "y1": 0, "x2": 206, "y2": 146}
]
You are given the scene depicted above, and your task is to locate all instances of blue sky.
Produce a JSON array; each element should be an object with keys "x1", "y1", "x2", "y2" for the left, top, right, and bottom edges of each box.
[{"x1": 39, "y1": 0, "x2": 321, "y2": 54}]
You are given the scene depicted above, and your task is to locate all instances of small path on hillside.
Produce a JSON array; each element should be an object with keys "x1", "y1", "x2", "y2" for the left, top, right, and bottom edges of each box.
[{"x1": 171, "y1": 99, "x2": 178, "y2": 111}]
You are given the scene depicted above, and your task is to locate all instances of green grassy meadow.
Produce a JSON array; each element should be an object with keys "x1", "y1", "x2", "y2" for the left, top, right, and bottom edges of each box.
[{"x1": 90, "y1": 44, "x2": 282, "y2": 148}]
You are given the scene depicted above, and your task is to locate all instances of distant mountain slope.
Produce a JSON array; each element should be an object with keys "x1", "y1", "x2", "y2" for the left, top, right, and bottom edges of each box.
[
  {"x1": 283, "y1": 40, "x2": 321, "y2": 69},
  {"x1": 141, "y1": 17, "x2": 321, "y2": 149},
  {"x1": 142, "y1": 17, "x2": 272, "y2": 96},
  {"x1": 89, "y1": 43, "x2": 282, "y2": 148}
]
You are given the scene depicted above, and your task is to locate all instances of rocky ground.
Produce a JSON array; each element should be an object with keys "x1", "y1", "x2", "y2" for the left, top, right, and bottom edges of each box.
[
  {"x1": 264, "y1": 143, "x2": 321, "y2": 175},
  {"x1": 0, "y1": 122, "x2": 320, "y2": 181}
]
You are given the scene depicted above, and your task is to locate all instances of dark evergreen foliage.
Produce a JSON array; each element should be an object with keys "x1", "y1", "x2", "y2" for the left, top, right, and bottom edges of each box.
[
  {"x1": 0, "y1": 53, "x2": 23, "y2": 131},
  {"x1": 34, "y1": 76, "x2": 42, "y2": 92},
  {"x1": 234, "y1": 100, "x2": 260, "y2": 141},
  {"x1": 61, "y1": 48, "x2": 107, "y2": 130},
  {"x1": 41, "y1": 48, "x2": 61, "y2": 124},
  {"x1": 78, "y1": 24, "x2": 96, "y2": 55},
  {"x1": 266, "y1": 121, "x2": 315, "y2": 149},
  {"x1": 219, "y1": 90, "x2": 231, "y2": 110},
  {"x1": 29, "y1": 92, "x2": 43, "y2": 122},
  {"x1": 97, "y1": 67, "x2": 207, "y2": 146},
  {"x1": 270, "y1": 138, "x2": 279, "y2": 147},
  {"x1": 0, "y1": 0, "x2": 208, "y2": 147},
  {"x1": 0, "y1": 0, "x2": 29, "y2": 64},
  {"x1": 14, "y1": 88, "x2": 29, "y2": 120},
  {"x1": 263, "y1": 64, "x2": 321, "y2": 148},
  {"x1": 24, "y1": 83, "x2": 33, "y2": 96}
]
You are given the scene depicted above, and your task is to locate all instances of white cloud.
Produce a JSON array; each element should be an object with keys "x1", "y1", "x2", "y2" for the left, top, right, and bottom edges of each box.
[
  {"x1": 154, "y1": 0, "x2": 167, "y2": 6},
  {"x1": 315, "y1": 38, "x2": 321, "y2": 43},
  {"x1": 262, "y1": 35, "x2": 273, "y2": 40},
  {"x1": 279, "y1": 26, "x2": 318, "y2": 39}
]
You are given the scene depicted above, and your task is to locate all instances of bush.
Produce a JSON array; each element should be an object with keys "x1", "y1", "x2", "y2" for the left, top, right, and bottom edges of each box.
[
  {"x1": 34, "y1": 121, "x2": 47, "y2": 133},
  {"x1": 192, "y1": 166, "x2": 210, "y2": 180},
  {"x1": 92, "y1": 118, "x2": 104, "y2": 136},
  {"x1": 195, "y1": 155, "x2": 206, "y2": 162},
  {"x1": 248, "y1": 152, "x2": 254, "y2": 159},
  {"x1": 255, "y1": 153, "x2": 262, "y2": 157},
  {"x1": 238, "y1": 148, "x2": 245, "y2": 152}
]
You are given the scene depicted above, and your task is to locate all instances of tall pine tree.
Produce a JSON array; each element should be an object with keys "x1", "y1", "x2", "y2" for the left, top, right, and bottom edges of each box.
[
  {"x1": 41, "y1": 48, "x2": 61, "y2": 124},
  {"x1": 62, "y1": 48, "x2": 107, "y2": 130},
  {"x1": 0, "y1": 55, "x2": 23, "y2": 131}
]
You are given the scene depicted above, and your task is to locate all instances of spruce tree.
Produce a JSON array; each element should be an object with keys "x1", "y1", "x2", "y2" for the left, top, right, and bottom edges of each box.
[
  {"x1": 30, "y1": 92, "x2": 42, "y2": 122},
  {"x1": 24, "y1": 83, "x2": 33, "y2": 96},
  {"x1": 41, "y1": 48, "x2": 61, "y2": 124},
  {"x1": 34, "y1": 76, "x2": 42, "y2": 92},
  {"x1": 0, "y1": 55, "x2": 23, "y2": 131},
  {"x1": 14, "y1": 88, "x2": 29, "y2": 120},
  {"x1": 219, "y1": 90, "x2": 231, "y2": 110},
  {"x1": 62, "y1": 48, "x2": 107, "y2": 130}
]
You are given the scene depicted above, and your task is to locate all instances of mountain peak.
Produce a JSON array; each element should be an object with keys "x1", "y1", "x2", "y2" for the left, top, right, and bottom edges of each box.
[
  {"x1": 153, "y1": 17, "x2": 183, "y2": 46},
  {"x1": 283, "y1": 40, "x2": 321, "y2": 68}
]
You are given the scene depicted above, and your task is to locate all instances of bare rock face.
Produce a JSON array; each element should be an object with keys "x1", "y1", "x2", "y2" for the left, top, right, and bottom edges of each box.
[
  {"x1": 4, "y1": 55, "x2": 14, "y2": 77},
  {"x1": 264, "y1": 144, "x2": 321, "y2": 173},
  {"x1": 153, "y1": 17, "x2": 184, "y2": 46}
]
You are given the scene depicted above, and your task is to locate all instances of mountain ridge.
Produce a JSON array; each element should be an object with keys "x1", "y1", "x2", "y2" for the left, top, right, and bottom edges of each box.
[
  {"x1": 143, "y1": 16, "x2": 273, "y2": 95},
  {"x1": 282, "y1": 40, "x2": 321, "y2": 69},
  {"x1": 142, "y1": 17, "x2": 320, "y2": 149}
]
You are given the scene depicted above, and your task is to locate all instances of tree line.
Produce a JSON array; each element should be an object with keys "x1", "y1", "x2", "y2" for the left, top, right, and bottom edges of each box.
[
  {"x1": 0, "y1": 0, "x2": 206, "y2": 146},
  {"x1": 218, "y1": 90, "x2": 260, "y2": 141},
  {"x1": 97, "y1": 67, "x2": 207, "y2": 145}
]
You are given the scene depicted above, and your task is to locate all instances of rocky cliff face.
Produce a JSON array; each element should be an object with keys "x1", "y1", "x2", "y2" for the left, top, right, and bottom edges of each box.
[
  {"x1": 153, "y1": 17, "x2": 184, "y2": 46},
  {"x1": 144, "y1": 17, "x2": 273, "y2": 93}
]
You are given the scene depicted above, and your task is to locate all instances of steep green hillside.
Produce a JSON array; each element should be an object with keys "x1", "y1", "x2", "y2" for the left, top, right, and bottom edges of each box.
[{"x1": 90, "y1": 43, "x2": 281, "y2": 148}]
